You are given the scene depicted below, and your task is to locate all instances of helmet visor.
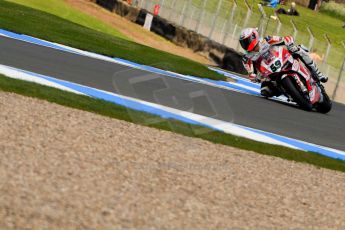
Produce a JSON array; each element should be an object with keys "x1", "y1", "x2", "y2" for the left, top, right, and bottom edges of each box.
[
  {"x1": 240, "y1": 37, "x2": 251, "y2": 51},
  {"x1": 240, "y1": 36, "x2": 258, "y2": 52}
]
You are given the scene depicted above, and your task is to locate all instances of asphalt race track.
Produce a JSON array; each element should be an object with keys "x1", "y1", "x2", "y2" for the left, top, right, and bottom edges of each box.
[{"x1": 1, "y1": 36, "x2": 345, "y2": 151}]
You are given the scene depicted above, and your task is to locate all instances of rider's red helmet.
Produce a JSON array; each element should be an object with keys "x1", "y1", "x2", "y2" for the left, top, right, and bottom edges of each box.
[{"x1": 239, "y1": 28, "x2": 259, "y2": 52}]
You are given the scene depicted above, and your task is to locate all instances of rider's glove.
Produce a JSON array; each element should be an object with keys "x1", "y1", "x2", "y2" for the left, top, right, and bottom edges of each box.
[
  {"x1": 284, "y1": 36, "x2": 299, "y2": 53},
  {"x1": 287, "y1": 44, "x2": 299, "y2": 53},
  {"x1": 249, "y1": 73, "x2": 260, "y2": 83}
]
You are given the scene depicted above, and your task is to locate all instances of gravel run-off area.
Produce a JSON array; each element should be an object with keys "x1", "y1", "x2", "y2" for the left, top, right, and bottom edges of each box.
[{"x1": 0, "y1": 91, "x2": 345, "y2": 229}]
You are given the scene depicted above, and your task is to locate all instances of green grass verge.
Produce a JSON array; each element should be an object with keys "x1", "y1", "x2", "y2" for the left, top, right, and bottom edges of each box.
[
  {"x1": 1, "y1": 75, "x2": 344, "y2": 173},
  {"x1": 320, "y1": 1, "x2": 345, "y2": 22},
  {"x1": 0, "y1": 0, "x2": 225, "y2": 81},
  {"x1": 6, "y1": 0, "x2": 129, "y2": 40}
]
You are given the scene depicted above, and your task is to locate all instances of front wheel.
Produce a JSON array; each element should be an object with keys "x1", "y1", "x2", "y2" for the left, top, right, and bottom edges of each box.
[
  {"x1": 281, "y1": 77, "x2": 313, "y2": 111},
  {"x1": 316, "y1": 87, "x2": 332, "y2": 114}
]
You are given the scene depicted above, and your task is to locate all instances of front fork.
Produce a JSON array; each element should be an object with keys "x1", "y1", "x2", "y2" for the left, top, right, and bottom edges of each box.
[
  {"x1": 293, "y1": 75, "x2": 308, "y2": 94},
  {"x1": 280, "y1": 75, "x2": 309, "y2": 102}
]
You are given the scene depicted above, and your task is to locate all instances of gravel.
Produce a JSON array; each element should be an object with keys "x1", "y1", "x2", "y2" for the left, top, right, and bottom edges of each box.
[{"x1": 0, "y1": 91, "x2": 344, "y2": 229}]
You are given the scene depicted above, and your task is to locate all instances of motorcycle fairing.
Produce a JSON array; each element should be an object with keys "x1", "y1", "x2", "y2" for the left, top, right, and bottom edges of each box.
[{"x1": 256, "y1": 46, "x2": 322, "y2": 105}]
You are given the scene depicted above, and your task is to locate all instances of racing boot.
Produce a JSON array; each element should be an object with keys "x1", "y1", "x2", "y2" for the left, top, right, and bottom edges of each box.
[
  {"x1": 307, "y1": 60, "x2": 328, "y2": 83},
  {"x1": 261, "y1": 81, "x2": 281, "y2": 98}
]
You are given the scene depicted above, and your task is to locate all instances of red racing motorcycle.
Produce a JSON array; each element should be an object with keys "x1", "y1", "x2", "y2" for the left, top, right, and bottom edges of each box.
[{"x1": 255, "y1": 44, "x2": 332, "y2": 113}]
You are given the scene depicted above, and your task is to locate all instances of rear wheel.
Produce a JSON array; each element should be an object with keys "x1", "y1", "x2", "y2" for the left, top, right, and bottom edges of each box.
[{"x1": 281, "y1": 77, "x2": 313, "y2": 111}]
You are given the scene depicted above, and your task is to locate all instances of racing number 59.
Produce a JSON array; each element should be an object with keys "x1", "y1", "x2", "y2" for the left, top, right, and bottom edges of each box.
[{"x1": 270, "y1": 60, "x2": 282, "y2": 72}]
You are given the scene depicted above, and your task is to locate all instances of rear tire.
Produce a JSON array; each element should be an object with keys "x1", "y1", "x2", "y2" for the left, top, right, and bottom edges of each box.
[
  {"x1": 316, "y1": 89, "x2": 332, "y2": 114},
  {"x1": 281, "y1": 77, "x2": 313, "y2": 111}
]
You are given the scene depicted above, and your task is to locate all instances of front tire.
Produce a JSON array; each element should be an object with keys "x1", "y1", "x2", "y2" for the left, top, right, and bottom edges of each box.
[
  {"x1": 316, "y1": 87, "x2": 332, "y2": 114},
  {"x1": 281, "y1": 77, "x2": 313, "y2": 111}
]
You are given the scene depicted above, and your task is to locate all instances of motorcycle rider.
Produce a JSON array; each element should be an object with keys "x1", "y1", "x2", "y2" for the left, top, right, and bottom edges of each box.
[{"x1": 239, "y1": 28, "x2": 328, "y2": 97}]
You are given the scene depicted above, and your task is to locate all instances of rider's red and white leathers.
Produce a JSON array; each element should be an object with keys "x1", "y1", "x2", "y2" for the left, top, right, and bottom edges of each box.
[
  {"x1": 242, "y1": 35, "x2": 294, "y2": 81},
  {"x1": 242, "y1": 35, "x2": 327, "y2": 96}
]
